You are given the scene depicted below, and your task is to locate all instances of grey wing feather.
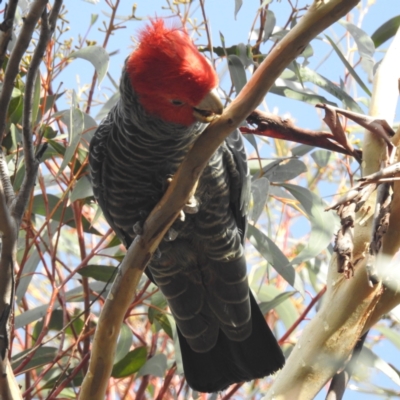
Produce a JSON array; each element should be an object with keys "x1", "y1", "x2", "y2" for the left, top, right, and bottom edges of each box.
[
  {"x1": 89, "y1": 111, "x2": 132, "y2": 248},
  {"x1": 225, "y1": 128, "x2": 251, "y2": 241}
]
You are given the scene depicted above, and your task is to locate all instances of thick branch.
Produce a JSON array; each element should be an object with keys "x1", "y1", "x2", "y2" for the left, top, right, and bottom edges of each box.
[
  {"x1": 0, "y1": 0, "x2": 48, "y2": 145},
  {"x1": 13, "y1": 0, "x2": 63, "y2": 223},
  {"x1": 80, "y1": 0, "x2": 362, "y2": 398}
]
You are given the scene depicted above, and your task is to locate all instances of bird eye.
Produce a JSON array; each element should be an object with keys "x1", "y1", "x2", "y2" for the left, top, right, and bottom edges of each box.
[{"x1": 171, "y1": 99, "x2": 184, "y2": 106}]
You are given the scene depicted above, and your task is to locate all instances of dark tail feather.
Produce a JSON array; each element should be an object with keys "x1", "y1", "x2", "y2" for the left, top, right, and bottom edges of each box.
[{"x1": 177, "y1": 291, "x2": 285, "y2": 393}]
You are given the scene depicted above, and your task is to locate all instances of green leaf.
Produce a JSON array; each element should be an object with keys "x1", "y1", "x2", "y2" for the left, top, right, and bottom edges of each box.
[
  {"x1": 359, "y1": 346, "x2": 400, "y2": 387},
  {"x1": 11, "y1": 347, "x2": 58, "y2": 373},
  {"x1": 339, "y1": 20, "x2": 375, "y2": 58},
  {"x1": 339, "y1": 20, "x2": 375, "y2": 77},
  {"x1": 16, "y1": 221, "x2": 59, "y2": 301},
  {"x1": 111, "y1": 347, "x2": 147, "y2": 378},
  {"x1": 263, "y1": 10, "x2": 276, "y2": 42},
  {"x1": 250, "y1": 177, "x2": 270, "y2": 223},
  {"x1": 247, "y1": 224, "x2": 303, "y2": 293},
  {"x1": 95, "y1": 92, "x2": 120, "y2": 121},
  {"x1": 257, "y1": 285, "x2": 299, "y2": 330},
  {"x1": 77, "y1": 265, "x2": 118, "y2": 283},
  {"x1": 42, "y1": 125, "x2": 57, "y2": 139},
  {"x1": 70, "y1": 176, "x2": 94, "y2": 202},
  {"x1": 311, "y1": 150, "x2": 332, "y2": 167},
  {"x1": 263, "y1": 158, "x2": 307, "y2": 182},
  {"x1": 37, "y1": 91, "x2": 65, "y2": 123},
  {"x1": 137, "y1": 354, "x2": 167, "y2": 378},
  {"x1": 57, "y1": 104, "x2": 84, "y2": 176},
  {"x1": 228, "y1": 55, "x2": 247, "y2": 93},
  {"x1": 32, "y1": 193, "x2": 101, "y2": 235},
  {"x1": 69, "y1": 46, "x2": 109, "y2": 85},
  {"x1": 234, "y1": 0, "x2": 242, "y2": 19},
  {"x1": 371, "y1": 15, "x2": 400, "y2": 48},
  {"x1": 375, "y1": 325, "x2": 400, "y2": 350},
  {"x1": 293, "y1": 66, "x2": 363, "y2": 113},
  {"x1": 259, "y1": 290, "x2": 296, "y2": 314},
  {"x1": 281, "y1": 183, "x2": 339, "y2": 265},
  {"x1": 154, "y1": 313, "x2": 173, "y2": 339},
  {"x1": 271, "y1": 79, "x2": 334, "y2": 106},
  {"x1": 325, "y1": 35, "x2": 372, "y2": 97},
  {"x1": 33, "y1": 309, "x2": 84, "y2": 343},
  {"x1": 114, "y1": 324, "x2": 133, "y2": 363}
]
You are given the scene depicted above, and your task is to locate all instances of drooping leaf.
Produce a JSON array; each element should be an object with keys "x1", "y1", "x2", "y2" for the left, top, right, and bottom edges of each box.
[
  {"x1": 311, "y1": 150, "x2": 332, "y2": 167},
  {"x1": 263, "y1": 10, "x2": 276, "y2": 42},
  {"x1": 32, "y1": 309, "x2": 84, "y2": 343},
  {"x1": 371, "y1": 15, "x2": 400, "y2": 48},
  {"x1": 281, "y1": 183, "x2": 339, "y2": 265},
  {"x1": 250, "y1": 177, "x2": 270, "y2": 223},
  {"x1": 228, "y1": 55, "x2": 247, "y2": 93},
  {"x1": 234, "y1": 0, "x2": 242, "y2": 19},
  {"x1": 259, "y1": 290, "x2": 297, "y2": 314},
  {"x1": 325, "y1": 35, "x2": 372, "y2": 97},
  {"x1": 114, "y1": 324, "x2": 133, "y2": 363},
  {"x1": 247, "y1": 224, "x2": 303, "y2": 293},
  {"x1": 111, "y1": 347, "x2": 148, "y2": 378},
  {"x1": 263, "y1": 158, "x2": 307, "y2": 182},
  {"x1": 69, "y1": 46, "x2": 109, "y2": 85},
  {"x1": 70, "y1": 176, "x2": 94, "y2": 202},
  {"x1": 32, "y1": 193, "x2": 101, "y2": 235},
  {"x1": 57, "y1": 104, "x2": 84, "y2": 175},
  {"x1": 137, "y1": 354, "x2": 168, "y2": 378},
  {"x1": 257, "y1": 285, "x2": 299, "y2": 330},
  {"x1": 11, "y1": 347, "x2": 58, "y2": 373},
  {"x1": 294, "y1": 66, "x2": 363, "y2": 113},
  {"x1": 271, "y1": 78, "x2": 335, "y2": 106},
  {"x1": 77, "y1": 265, "x2": 118, "y2": 282},
  {"x1": 339, "y1": 20, "x2": 375, "y2": 77},
  {"x1": 95, "y1": 92, "x2": 120, "y2": 121},
  {"x1": 359, "y1": 346, "x2": 400, "y2": 387},
  {"x1": 375, "y1": 325, "x2": 400, "y2": 350}
]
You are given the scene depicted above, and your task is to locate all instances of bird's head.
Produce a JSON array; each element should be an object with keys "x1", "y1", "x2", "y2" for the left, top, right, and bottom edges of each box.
[{"x1": 126, "y1": 19, "x2": 223, "y2": 127}]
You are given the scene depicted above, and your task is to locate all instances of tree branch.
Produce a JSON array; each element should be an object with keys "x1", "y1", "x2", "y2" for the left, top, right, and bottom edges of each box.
[
  {"x1": 12, "y1": 0, "x2": 63, "y2": 223},
  {"x1": 0, "y1": 0, "x2": 20, "y2": 71},
  {"x1": 79, "y1": 1, "x2": 361, "y2": 398},
  {"x1": 0, "y1": 0, "x2": 48, "y2": 145}
]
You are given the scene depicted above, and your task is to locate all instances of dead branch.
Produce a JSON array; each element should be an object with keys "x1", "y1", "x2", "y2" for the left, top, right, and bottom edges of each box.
[{"x1": 244, "y1": 109, "x2": 362, "y2": 162}]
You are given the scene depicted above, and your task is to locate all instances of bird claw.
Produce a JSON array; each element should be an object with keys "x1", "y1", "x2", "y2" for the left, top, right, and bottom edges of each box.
[
  {"x1": 183, "y1": 196, "x2": 199, "y2": 214},
  {"x1": 133, "y1": 221, "x2": 143, "y2": 236},
  {"x1": 164, "y1": 227, "x2": 178, "y2": 242}
]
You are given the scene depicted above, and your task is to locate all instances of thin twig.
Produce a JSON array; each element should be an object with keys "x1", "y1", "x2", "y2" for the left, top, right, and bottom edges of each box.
[{"x1": 0, "y1": 0, "x2": 19, "y2": 70}]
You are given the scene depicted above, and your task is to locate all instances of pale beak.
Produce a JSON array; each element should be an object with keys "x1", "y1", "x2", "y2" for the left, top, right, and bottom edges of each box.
[{"x1": 193, "y1": 88, "x2": 224, "y2": 123}]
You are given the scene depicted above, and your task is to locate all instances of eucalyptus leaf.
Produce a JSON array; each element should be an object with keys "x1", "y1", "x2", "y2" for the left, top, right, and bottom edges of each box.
[
  {"x1": 111, "y1": 347, "x2": 148, "y2": 378},
  {"x1": 247, "y1": 224, "x2": 303, "y2": 293},
  {"x1": 257, "y1": 285, "x2": 299, "y2": 329},
  {"x1": 69, "y1": 46, "x2": 109, "y2": 85},
  {"x1": 371, "y1": 15, "x2": 400, "y2": 48},
  {"x1": 228, "y1": 55, "x2": 247, "y2": 93},
  {"x1": 70, "y1": 176, "x2": 94, "y2": 202},
  {"x1": 359, "y1": 346, "x2": 400, "y2": 387},
  {"x1": 250, "y1": 177, "x2": 270, "y2": 223},
  {"x1": 137, "y1": 354, "x2": 168, "y2": 378},
  {"x1": 281, "y1": 184, "x2": 339, "y2": 265},
  {"x1": 114, "y1": 324, "x2": 133, "y2": 363}
]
